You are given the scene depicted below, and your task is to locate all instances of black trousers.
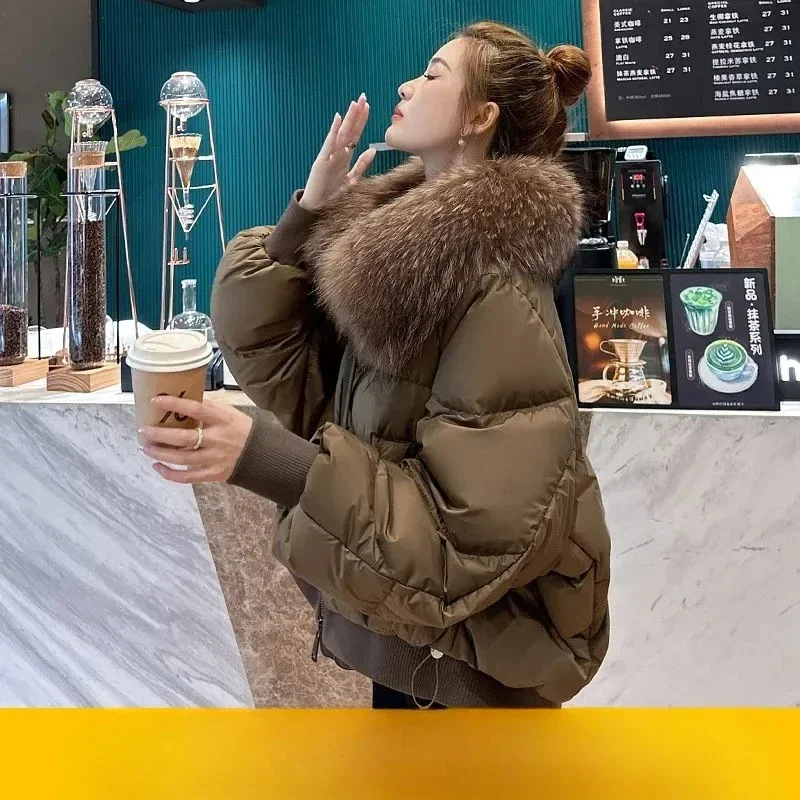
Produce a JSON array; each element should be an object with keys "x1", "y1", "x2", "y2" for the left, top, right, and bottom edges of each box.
[{"x1": 372, "y1": 682, "x2": 445, "y2": 710}]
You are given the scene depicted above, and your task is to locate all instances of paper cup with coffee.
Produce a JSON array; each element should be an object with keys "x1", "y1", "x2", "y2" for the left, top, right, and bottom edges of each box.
[{"x1": 126, "y1": 330, "x2": 212, "y2": 438}]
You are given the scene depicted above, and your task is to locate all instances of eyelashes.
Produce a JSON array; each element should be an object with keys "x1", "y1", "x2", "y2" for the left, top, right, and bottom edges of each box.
[{"x1": 423, "y1": 73, "x2": 436, "y2": 80}]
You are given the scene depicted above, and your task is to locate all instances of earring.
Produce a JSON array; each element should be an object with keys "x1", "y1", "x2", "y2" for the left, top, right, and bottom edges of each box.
[{"x1": 458, "y1": 132, "x2": 467, "y2": 147}]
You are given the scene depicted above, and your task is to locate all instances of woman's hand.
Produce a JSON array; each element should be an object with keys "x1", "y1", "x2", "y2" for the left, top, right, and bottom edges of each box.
[
  {"x1": 300, "y1": 93, "x2": 377, "y2": 212},
  {"x1": 139, "y1": 396, "x2": 253, "y2": 485}
]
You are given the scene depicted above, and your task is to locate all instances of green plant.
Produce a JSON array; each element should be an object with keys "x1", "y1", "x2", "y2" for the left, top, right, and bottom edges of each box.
[{"x1": 0, "y1": 90, "x2": 146, "y2": 260}]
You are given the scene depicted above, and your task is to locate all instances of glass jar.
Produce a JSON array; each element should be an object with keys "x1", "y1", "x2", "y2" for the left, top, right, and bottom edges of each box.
[
  {"x1": 67, "y1": 142, "x2": 108, "y2": 370},
  {"x1": 160, "y1": 72, "x2": 208, "y2": 130},
  {"x1": 0, "y1": 161, "x2": 29, "y2": 367},
  {"x1": 169, "y1": 278, "x2": 214, "y2": 344},
  {"x1": 615, "y1": 240, "x2": 639, "y2": 270}
]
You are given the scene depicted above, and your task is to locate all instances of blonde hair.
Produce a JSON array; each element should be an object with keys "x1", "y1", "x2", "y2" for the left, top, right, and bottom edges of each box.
[{"x1": 458, "y1": 22, "x2": 592, "y2": 158}]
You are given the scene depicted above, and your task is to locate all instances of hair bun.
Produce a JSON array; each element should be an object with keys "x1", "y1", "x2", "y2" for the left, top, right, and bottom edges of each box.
[{"x1": 547, "y1": 45, "x2": 592, "y2": 107}]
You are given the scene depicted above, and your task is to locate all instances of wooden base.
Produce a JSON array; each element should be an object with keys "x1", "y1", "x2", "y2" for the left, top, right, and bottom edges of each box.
[
  {"x1": 0, "y1": 359, "x2": 51, "y2": 388},
  {"x1": 46, "y1": 363, "x2": 121, "y2": 393}
]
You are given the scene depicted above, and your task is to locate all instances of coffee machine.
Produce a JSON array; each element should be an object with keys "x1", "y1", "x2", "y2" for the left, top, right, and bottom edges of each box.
[
  {"x1": 561, "y1": 147, "x2": 616, "y2": 271},
  {"x1": 556, "y1": 147, "x2": 616, "y2": 369},
  {"x1": 614, "y1": 145, "x2": 669, "y2": 269}
]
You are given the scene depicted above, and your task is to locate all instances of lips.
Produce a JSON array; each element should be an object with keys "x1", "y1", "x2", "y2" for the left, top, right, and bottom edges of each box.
[{"x1": 392, "y1": 106, "x2": 404, "y2": 120}]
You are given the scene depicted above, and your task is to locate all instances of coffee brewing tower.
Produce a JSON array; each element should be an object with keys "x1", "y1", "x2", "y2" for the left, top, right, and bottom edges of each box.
[
  {"x1": 159, "y1": 71, "x2": 225, "y2": 329},
  {"x1": 64, "y1": 79, "x2": 139, "y2": 363}
]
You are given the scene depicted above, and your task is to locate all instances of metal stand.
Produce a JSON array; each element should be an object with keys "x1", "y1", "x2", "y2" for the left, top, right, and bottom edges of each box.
[{"x1": 160, "y1": 101, "x2": 225, "y2": 330}]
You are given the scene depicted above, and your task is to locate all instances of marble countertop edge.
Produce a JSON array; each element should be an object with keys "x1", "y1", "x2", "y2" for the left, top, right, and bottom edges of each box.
[{"x1": 0, "y1": 380, "x2": 797, "y2": 419}]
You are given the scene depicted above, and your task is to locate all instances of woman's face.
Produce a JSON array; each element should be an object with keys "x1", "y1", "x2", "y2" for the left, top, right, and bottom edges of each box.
[{"x1": 385, "y1": 38, "x2": 467, "y2": 155}]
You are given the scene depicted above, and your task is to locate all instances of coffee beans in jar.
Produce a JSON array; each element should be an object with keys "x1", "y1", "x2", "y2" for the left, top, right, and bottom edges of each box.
[
  {"x1": 68, "y1": 219, "x2": 107, "y2": 370},
  {"x1": 0, "y1": 304, "x2": 27, "y2": 366}
]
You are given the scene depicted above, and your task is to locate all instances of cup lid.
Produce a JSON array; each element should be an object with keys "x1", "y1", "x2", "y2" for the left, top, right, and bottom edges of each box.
[{"x1": 126, "y1": 329, "x2": 212, "y2": 373}]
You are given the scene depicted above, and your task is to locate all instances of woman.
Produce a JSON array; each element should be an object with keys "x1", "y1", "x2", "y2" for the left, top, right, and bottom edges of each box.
[{"x1": 141, "y1": 22, "x2": 611, "y2": 709}]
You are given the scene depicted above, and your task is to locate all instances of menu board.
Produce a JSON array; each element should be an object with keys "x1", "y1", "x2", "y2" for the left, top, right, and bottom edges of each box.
[
  {"x1": 668, "y1": 270, "x2": 780, "y2": 410},
  {"x1": 573, "y1": 272, "x2": 674, "y2": 408},
  {"x1": 569, "y1": 269, "x2": 780, "y2": 410},
  {"x1": 583, "y1": 0, "x2": 800, "y2": 138}
]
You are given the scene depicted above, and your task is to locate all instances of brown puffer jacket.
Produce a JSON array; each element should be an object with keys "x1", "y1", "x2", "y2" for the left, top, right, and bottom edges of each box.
[{"x1": 212, "y1": 156, "x2": 611, "y2": 706}]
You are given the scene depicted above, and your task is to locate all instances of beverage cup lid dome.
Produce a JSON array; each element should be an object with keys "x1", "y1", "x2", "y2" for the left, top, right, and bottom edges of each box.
[{"x1": 126, "y1": 329, "x2": 212, "y2": 373}]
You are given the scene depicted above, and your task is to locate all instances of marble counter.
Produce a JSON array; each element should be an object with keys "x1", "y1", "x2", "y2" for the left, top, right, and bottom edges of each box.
[
  {"x1": 575, "y1": 407, "x2": 800, "y2": 707},
  {"x1": 0, "y1": 397, "x2": 253, "y2": 707},
  {"x1": 1, "y1": 381, "x2": 798, "y2": 707},
  {"x1": 0, "y1": 381, "x2": 368, "y2": 708}
]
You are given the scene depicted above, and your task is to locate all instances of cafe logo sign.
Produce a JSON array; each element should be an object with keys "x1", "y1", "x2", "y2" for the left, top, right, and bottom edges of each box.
[
  {"x1": 780, "y1": 355, "x2": 799, "y2": 382},
  {"x1": 775, "y1": 332, "x2": 800, "y2": 401}
]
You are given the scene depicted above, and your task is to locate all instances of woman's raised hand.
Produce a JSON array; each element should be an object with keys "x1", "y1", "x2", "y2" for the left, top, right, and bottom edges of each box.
[{"x1": 299, "y1": 93, "x2": 377, "y2": 212}]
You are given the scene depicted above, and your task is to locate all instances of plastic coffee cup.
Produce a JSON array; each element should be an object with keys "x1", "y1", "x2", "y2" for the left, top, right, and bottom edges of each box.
[{"x1": 126, "y1": 330, "x2": 213, "y2": 439}]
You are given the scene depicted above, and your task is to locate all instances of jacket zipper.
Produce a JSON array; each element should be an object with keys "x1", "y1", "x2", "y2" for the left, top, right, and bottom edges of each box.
[{"x1": 311, "y1": 595, "x2": 325, "y2": 663}]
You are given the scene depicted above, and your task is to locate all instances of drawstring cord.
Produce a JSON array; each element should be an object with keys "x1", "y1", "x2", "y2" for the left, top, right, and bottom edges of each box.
[{"x1": 411, "y1": 648, "x2": 444, "y2": 709}]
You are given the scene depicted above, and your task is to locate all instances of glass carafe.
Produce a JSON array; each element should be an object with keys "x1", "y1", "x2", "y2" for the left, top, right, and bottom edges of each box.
[
  {"x1": 67, "y1": 141, "x2": 108, "y2": 370},
  {"x1": 0, "y1": 161, "x2": 29, "y2": 367},
  {"x1": 169, "y1": 278, "x2": 214, "y2": 344}
]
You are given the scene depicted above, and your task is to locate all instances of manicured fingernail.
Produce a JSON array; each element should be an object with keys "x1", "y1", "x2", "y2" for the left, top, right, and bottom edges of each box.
[{"x1": 359, "y1": 92, "x2": 366, "y2": 102}]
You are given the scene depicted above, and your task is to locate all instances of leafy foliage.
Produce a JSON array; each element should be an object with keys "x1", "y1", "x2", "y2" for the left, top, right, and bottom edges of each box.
[{"x1": 0, "y1": 90, "x2": 146, "y2": 260}]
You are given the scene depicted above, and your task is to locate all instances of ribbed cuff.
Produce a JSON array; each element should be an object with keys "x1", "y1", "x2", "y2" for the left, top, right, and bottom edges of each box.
[
  {"x1": 229, "y1": 410, "x2": 319, "y2": 508},
  {"x1": 264, "y1": 190, "x2": 321, "y2": 265}
]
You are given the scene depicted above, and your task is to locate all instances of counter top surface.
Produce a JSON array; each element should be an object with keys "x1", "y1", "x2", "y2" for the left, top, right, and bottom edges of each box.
[
  {"x1": 0, "y1": 379, "x2": 253, "y2": 406},
  {"x1": 2, "y1": 379, "x2": 800, "y2": 711},
  {"x1": 0, "y1": 401, "x2": 253, "y2": 707},
  {"x1": 0, "y1": 379, "x2": 797, "y2": 417},
  {"x1": 2, "y1": 709, "x2": 797, "y2": 798}
]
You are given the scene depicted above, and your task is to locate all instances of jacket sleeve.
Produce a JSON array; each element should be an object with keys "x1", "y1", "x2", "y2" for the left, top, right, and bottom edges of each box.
[
  {"x1": 211, "y1": 194, "x2": 343, "y2": 440},
  {"x1": 273, "y1": 275, "x2": 579, "y2": 632}
]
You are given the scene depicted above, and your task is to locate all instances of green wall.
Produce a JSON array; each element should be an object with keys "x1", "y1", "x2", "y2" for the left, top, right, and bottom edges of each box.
[{"x1": 98, "y1": 0, "x2": 799, "y2": 327}]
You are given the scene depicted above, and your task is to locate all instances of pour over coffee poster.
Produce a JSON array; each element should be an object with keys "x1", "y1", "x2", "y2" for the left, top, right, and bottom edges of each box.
[
  {"x1": 573, "y1": 273, "x2": 673, "y2": 407},
  {"x1": 668, "y1": 270, "x2": 779, "y2": 411}
]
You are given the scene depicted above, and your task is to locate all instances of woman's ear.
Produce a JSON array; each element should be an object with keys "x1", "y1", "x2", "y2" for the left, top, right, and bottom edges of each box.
[{"x1": 471, "y1": 101, "x2": 500, "y2": 136}]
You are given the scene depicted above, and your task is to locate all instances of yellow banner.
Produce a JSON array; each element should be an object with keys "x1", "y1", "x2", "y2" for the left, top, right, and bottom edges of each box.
[{"x1": 1, "y1": 709, "x2": 795, "y2": 798}]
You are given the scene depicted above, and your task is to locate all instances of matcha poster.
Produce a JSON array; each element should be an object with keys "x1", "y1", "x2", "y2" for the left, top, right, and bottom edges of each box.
[
  {"x1": 573, "y1": 273, "x2": 673, "y2": 407},
  {"x1": 668, "y1": 270, "x2": 779, "y2": 411}
]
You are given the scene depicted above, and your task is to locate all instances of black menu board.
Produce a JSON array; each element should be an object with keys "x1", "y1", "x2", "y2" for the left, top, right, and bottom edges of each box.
[
  {"x1": 572, "y1": 272, "x2": 675, "y2": 408},
  {"x1": 568, "y1": 269, "x2": 780, "y2": 410},
  {"x1": 668, "y1": 269, "x2": 780, "y2": 410},
  {"x1": 602, "y1": 0, "x2": 799, "y2": 120},
  {"x1": 584, "y1": 0, "x2": 800, "y2": 137}
]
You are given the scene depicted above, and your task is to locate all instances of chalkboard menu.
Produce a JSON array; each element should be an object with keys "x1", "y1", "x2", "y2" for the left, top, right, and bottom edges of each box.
[{"x1": 583, "y1": 0, "x2": 800, "y2": 138}]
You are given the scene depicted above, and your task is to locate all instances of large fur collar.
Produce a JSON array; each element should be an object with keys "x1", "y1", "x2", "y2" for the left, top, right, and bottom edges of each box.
[{"x1": 303, "y1": 156, "x2": 583, "y2": 374}]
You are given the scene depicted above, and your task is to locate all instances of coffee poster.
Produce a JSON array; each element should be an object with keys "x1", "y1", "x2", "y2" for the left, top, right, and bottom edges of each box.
[
  {"x1": 668, "y1": 270, "x2": 779, "y2": 411},
  {"x1": 573, "y1": 273, "x2": 673, "y2": 408}
]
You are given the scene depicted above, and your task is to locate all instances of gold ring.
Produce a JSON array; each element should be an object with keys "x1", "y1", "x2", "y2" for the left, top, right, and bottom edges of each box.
[
  {"x1": 344, "y1": 142, "x2": 358, "y2": 151},
  {"x1": 191, "y1": 426, "x2": 204, "y2": 451}
]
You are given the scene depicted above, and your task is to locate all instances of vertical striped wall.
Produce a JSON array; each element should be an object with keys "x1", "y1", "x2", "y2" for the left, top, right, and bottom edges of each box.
[{"x1": 98, "y1": 0, "x2": 800, "y2": 327}]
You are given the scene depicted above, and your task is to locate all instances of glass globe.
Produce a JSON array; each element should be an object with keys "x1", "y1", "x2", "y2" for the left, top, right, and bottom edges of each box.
[
  {"x1": 65, "y1": 79, "x2": 113, "y2": 130},
  {"x1": 160, "y1": 71, "x2": 208, "y2": 123}
]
